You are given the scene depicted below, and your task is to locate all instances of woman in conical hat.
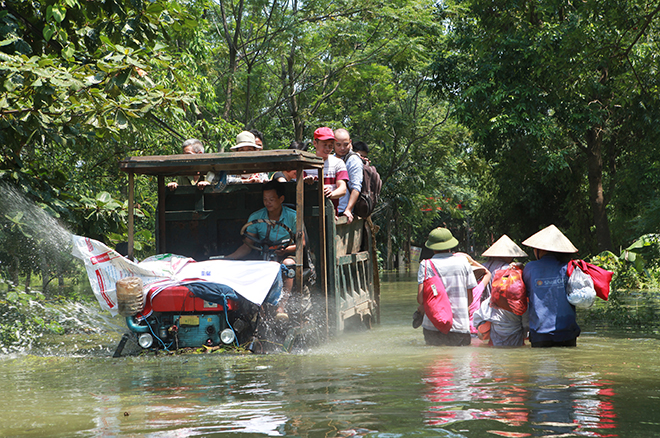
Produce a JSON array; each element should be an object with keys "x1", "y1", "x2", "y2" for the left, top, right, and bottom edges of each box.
[
  {"x1": 481, "y1": 235, "x2": 527, "y2": 282},
  {"x1": 472, "y1": 235, "x2": 529, "y2": 347},
  {"x1": 521, "y1": 225, "x2": 580, "y2": 348},
  {"x1": 482, "y1": 234, "x2": 528, "y2": 259}
]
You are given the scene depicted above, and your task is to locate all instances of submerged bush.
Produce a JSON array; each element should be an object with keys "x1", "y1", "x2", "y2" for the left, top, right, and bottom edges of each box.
[
  {"x1": 0, "y1": 284, "x2": 57, "y2": 353},
  {"x1": 0, "y1": 279, "x2": 108, "y2": 353},
  {"x1": 581, "y1": 243, "x2": 660, "y2": 330}
]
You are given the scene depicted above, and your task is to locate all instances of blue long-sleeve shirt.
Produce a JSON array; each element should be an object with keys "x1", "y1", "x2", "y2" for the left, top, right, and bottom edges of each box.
[
  {"x1": 522, "y1": 254, "x2": 580, "y2": 343},
  {"x1": 337, "y1": 153, "x2": 363, "y2": 213}
]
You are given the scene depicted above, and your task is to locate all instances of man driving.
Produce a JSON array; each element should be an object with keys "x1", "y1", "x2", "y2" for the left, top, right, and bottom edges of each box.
[{"x1": 226, "y1": 180, "x2": 298, "y2": 318}]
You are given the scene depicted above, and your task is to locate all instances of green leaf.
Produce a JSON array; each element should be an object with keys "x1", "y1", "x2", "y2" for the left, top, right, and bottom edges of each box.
[
  {"x1": 43, "y1": 24, "x2": 56, "y2": 41},
  {"x1": 51, "y1": 6, "x2": 66, "y2": 23},
  {"x1": 0, "y1": 37, "x2": 19, "y2": 47},
  {"x1": 115, "y1": 110, "x2": 128, "y2": 129},
  {"x1": 96, "y1": 191, "x2": 112, "y2": 205}
]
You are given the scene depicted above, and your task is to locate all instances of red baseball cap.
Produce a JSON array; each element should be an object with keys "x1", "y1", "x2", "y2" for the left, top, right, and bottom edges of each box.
[{"x1": 314, "y1": 127, "x2": 335, "y2": 141}]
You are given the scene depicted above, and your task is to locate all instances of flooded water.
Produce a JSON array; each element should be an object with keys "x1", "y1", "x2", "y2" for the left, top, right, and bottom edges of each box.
[{"x1": 3, "y1": 273, "x2": 660, "y2": 437}]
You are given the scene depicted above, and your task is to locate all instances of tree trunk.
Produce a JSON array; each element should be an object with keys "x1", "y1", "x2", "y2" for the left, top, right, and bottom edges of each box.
[
  {"x1": 285, "y1": 45, "x2": 304, "y2": 142},
  {"x1": 218, "y1": 0, "x2": 244, "y2": 121},
  {"x1": 24, "y1": 268, "x2": 30, "y2": 291},
  {"x1": 387, "y1": 217, "x2": 393, "y2": 270},
  {"x1": 585, "y1": 126, "x2": 612, "y2": 252},
  {"x1": 405, "y1": 224, "x2": 412, "y2": 272}
]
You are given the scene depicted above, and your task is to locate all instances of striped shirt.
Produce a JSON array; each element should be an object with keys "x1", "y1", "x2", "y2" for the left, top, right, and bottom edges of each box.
[
  {"x1": 304, "y1": 155, "x2": 349, "y2": 212},
  {"x1": 418, "y1": 253, "x2": 478, "y2": 333}
]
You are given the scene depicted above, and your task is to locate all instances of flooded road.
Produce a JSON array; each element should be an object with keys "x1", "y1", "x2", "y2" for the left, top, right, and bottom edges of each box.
[{"x1": 2, "y1": 273, "x2": 660, "y2": 437}]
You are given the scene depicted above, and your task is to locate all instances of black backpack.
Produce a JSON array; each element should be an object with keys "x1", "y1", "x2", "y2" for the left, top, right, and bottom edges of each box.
[{"x1": 342, "y1": 151, "x2": 382, "y2": 217}]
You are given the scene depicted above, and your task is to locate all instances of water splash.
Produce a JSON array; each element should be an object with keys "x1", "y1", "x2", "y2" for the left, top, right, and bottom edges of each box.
[
  {"x1": 0, "y1": 182, "x2": 74, "y2": 289},
  {"x1": 0, "y1": 184, "x2": 126, "y2": 355}
]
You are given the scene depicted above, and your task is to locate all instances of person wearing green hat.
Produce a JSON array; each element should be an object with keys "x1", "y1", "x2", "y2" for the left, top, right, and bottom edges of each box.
[
  {"x1": 522, "y1": 225, "x2": 581, "y2": 348},
  {"x1": 414, "y1": 227, "x2": 482, "y2": 346}
]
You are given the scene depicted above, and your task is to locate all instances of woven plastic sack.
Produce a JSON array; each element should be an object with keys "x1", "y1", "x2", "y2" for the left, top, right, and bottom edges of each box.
[
  {"x1": 490, "y1": 266, "x2": 527, "y2": 316},
  {"x1": 422, "y1": 260, "x2": 453, "y2": 333},
  {"x1": 566, "y1": 266, "x2": 596, "y2": 309}
]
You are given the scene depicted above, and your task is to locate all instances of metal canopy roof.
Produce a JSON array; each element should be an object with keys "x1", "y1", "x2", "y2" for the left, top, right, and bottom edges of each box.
[{"x1": 119, "y1": 149, "x2": 324, "y2": 176}]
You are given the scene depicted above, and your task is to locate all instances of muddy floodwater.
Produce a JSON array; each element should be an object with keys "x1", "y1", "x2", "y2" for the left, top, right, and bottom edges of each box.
[{"x1": 2, "y1": 274, "x2": 660, "y2": 437}]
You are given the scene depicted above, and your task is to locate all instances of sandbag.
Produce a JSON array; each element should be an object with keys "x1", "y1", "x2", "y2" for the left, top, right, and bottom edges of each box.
[
  {"x1": 116, "y1": 277, "x2": 145, "y2": 316},
  {"x1": 566, "y1": 266, "x2": 596, "y2": 309},
  {"x1": 490, "y1": 266, "x2": 527, "y2": 316},
  {"x1": 422, "y1": 260, "x2": 453, "y2": 333}
]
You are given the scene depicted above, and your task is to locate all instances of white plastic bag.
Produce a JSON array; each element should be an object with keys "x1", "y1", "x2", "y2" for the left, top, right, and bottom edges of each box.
[{"x1": 566, "y1": 266, "x2": 596, "y2": 309}]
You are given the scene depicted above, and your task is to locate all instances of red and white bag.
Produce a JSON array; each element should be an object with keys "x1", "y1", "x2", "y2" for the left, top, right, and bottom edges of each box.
[{"x1": 422, "y1": 260, "x2": 453, "y2": 333}]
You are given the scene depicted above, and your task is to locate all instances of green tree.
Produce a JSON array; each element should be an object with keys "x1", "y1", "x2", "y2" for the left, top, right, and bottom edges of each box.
[
  {"x1": 432, "y1": 0, "x2": 660, "y2": 252},
  {"x1": 0, "y1": 0, "x2": 215, "y2": 285}
]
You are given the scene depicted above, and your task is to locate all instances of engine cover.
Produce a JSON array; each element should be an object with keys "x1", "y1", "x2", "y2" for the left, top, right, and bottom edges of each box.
[{"x1": 151, "y1": 286, "x2": 229, "y2": 313}]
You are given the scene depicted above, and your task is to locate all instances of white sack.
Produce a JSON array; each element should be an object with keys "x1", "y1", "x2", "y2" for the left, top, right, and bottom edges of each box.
[{"x1": 72, "y1": 235, "x2": 281, "y2": 316}]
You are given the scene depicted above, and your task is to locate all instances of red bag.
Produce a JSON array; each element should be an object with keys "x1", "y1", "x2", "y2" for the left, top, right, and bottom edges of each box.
[
  {"x1": 490, "y1": 266, "x2": 527, "y2": 316},
  {"x1": 422, "y1": 260, "x2": 453, "y2": 333},
  {"x1": 567, "y1": 260, "x2": 613, "y2": 301}
]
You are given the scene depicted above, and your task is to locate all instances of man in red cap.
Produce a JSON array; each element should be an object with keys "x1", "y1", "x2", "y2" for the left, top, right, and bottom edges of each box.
[{"x1": 304, "y1": 127, "x2": 348, "y2": 213}]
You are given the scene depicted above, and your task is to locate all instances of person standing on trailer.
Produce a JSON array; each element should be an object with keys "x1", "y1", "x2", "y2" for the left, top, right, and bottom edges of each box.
[{"x1": 303, "y1": 127, "x2": 348, "y2": 214}]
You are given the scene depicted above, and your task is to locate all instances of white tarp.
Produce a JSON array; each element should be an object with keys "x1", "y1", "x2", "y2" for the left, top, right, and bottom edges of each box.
[{"x1": 71, "y1": 235, "x2": 281, "y2": 316}]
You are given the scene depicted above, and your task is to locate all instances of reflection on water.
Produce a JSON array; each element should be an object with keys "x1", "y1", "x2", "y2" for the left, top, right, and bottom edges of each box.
[
  {"x1": 422, "y1": 351, "x2": 619, "y2": 437},
  {"x1": 1, "y1": 273, "x2": 660, "y2": 437}
]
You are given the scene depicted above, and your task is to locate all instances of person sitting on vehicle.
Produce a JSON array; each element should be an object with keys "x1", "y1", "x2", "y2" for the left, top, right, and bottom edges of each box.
[
  {"x1": 273, "y1": 141, "x2": 308, "y2": 183},
  {"x1": 166, "y1": 139, "x2": 211, "y2": 191},
  {"x1": 227, "y1": 131, "x2": 269, "y2": 184},
  {"x1": 226, "y1": 180, "x2": 300, "y2": 317},
  {"x1": 303, "y1": 127, "x2": 348, "y2": 214},
  {"x1": 250, "y1": 129, "x2": 265, "y2": 149}
]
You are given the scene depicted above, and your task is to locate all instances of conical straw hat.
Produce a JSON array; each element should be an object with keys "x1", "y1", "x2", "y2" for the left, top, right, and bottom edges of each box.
[
  {"x1": 482, "y1": 235, "x2": 528, "y2": 258},
  {"x1": 522, "y1": 224, "x2": 578, "y2": 253}
]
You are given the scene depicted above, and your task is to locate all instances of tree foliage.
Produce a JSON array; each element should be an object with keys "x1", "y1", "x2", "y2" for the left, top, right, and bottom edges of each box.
[{"x1": 432, "y1": 0, "x2": 660, "y2": 253}]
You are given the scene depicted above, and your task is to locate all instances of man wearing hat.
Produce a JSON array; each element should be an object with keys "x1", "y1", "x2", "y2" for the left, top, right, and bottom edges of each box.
[
  {"x1": 228, "y1": 131, "x2": 268, "y2": 184},
  {"x1": 303, "y1": 127, "x2": 348, "y2": 213},
  {"x1": 522, "y1": 225, "x2": 581, "y2": 347},
  {"x1": 416, "y1": 227, "x2": 479, "y2": 346}
]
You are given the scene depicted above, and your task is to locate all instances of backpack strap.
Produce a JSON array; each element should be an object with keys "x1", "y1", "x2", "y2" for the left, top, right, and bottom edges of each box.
[{"x1": 340, "y1": 150, "x2": 360, "y2": 163}]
